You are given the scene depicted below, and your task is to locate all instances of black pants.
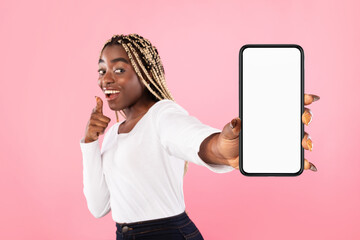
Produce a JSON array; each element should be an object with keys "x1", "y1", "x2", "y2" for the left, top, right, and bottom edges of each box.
[{"x1": 115, "y1": 211, "x2": 204, "y2": 240}]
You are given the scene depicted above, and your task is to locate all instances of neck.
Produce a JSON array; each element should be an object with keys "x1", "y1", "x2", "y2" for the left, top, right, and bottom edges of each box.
[{"x1": 122, "y1": 97, "x2": 157, "y2": 121}]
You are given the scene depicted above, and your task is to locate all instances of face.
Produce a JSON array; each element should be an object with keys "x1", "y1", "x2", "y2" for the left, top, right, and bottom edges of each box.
[{"x1": 98, "y1": 44, "x2": 149, "y2": 111}]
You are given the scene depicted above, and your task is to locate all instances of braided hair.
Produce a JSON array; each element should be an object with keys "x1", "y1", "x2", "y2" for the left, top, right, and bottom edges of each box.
[{"x1": 99, "y1": 34, "x2": 190, "y2": 177}]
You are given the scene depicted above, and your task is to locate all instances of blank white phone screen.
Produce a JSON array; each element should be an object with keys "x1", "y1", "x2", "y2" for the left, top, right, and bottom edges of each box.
[{"x1": 241, "y1": 47, "x2": 302, "y2": 174}]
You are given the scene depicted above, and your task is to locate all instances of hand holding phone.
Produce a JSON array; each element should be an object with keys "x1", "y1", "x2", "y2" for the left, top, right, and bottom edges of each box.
[{"x1": 239, "y1": 44, "x2": 319, "y2": 176}]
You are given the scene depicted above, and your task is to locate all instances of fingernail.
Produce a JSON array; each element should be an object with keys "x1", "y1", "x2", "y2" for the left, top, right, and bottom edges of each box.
[
  {"x1": 306, "y1": 135, "x2": 313, "y2": 151},
  {"x1": 308, "y1": 109, "x2": 313, "y2": 125},
  {"x1": 306, "y1": 138, "x2": 313, "y2": 151},
  {"x1": 309, "y1": 162, "x2": 317, "y2": 172},
  {"x1": 312, "y1": 95, "x2": 320, "y2": 102},
  {"x1": 304, "y1": 109, "x2": 313, "y2": 125},
  {"x1": 230, "y1": 119, "x2": 237, "y2": 129}
]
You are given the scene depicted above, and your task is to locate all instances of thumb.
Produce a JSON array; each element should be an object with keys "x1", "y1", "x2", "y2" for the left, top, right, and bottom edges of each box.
[
  {"x1": 222, "y1": 117, "x2": 241, "y2": 140},
  {"x1": 94, "y1": 96, "x2": 103, "y2": 114}
]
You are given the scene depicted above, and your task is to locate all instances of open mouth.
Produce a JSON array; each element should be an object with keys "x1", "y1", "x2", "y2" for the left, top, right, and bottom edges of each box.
[
  {"x1": 104, "y1": 89, "x2": 121, "y2": 101},
  {"x1": 105, "y1": 92, "x2": 120, "y2": 101}
]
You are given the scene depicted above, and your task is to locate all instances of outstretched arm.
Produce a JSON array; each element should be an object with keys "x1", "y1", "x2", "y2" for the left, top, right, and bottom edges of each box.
[{"x1": 198, "y1": 118, "x2": 240, "y2": 170}]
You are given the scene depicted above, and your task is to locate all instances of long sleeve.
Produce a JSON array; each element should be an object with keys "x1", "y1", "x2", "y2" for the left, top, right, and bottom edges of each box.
[
  {"x1": 155, "y1": 101, "x2": 235, "y2": 173},
  {"x1": 80, "y1": 137, "x2": 111, "y2": 218}
]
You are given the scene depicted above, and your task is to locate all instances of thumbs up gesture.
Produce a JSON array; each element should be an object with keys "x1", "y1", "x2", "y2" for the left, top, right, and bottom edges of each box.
[{"x1": 84, "y1": 96, "x2": 111, "y2": 143}]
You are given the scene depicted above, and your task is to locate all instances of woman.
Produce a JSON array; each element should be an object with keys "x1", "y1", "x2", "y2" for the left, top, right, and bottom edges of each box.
[{"x1": 80, "y1": 34, "x2": 319, "y2": 240}]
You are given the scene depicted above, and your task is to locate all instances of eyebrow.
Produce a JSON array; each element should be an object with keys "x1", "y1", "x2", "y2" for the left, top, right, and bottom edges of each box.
[{"x1": 98, "y1": 57, "x2": 129, "y2": 64}]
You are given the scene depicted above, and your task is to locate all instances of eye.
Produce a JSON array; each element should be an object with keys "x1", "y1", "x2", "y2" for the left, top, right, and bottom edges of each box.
[
  {"x1": 114, "y1": 68, "x2": 125, "y2": 74},
  {"x1": 98, "y1": 69, "x2": 105, "y2": 76}
]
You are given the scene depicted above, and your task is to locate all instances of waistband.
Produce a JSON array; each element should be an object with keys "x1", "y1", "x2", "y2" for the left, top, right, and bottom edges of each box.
[{"x1": 116, "y1": 211, "x2": 189, "y2": 232}]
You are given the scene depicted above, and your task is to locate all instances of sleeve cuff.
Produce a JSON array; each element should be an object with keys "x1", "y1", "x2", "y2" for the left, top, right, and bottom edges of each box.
[
  {"x1": 80, "y1": 137, "x2": 100, "y2": 154},
  {"x1": 191, "y1": 127, "x2": 235, "y2": 174}
]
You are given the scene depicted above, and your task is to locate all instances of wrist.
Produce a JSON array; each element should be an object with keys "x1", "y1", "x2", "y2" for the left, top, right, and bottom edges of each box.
[
  {"x1": 211, "y1": 134, "x2": 229, "y2": 165},
  {"x1": 84, "y1": 137, "x2": 96, "y2": 143},
  {"x1": 199, "y1": 133, "x2": 228, "y2": 165}
]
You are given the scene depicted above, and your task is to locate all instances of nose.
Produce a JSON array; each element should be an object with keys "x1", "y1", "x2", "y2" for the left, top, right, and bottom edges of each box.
[{"x1": 101, "y1": 71, "x2": 115, "y2": 87}]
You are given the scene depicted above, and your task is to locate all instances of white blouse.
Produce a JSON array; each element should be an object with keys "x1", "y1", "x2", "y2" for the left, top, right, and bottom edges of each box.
[{"x1": 80, "y1": 99, "x2": 235, "y2": 223}]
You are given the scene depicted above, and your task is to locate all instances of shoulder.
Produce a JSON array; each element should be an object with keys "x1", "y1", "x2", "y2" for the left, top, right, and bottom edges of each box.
[
  {"x1": 151, "y1": 99, "x2": 189, "y2": 116},
  {"x1": 149, "y1": 100, "x2": 190, "y2": 129}
]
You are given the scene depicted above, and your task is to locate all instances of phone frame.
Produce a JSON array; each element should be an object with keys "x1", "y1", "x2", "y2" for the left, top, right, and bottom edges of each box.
[{"x1": 239, "y1": 44, "x2": 304, "y2": 176}]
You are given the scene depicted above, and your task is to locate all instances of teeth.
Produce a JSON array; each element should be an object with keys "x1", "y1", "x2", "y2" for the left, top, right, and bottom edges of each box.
[{"x1": 104, "y1": 90, "x2": 120, "y2": 94}]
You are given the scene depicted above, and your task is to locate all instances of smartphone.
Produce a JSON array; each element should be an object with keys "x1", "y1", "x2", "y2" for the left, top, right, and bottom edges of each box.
[{"x1": 239, "y1": 44, "x2": 304, "y2": 176}]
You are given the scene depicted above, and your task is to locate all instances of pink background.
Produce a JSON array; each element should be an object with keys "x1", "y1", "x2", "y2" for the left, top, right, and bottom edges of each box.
[{"x1": 1, "y1": 0, "x2": 359, "y2": 239}]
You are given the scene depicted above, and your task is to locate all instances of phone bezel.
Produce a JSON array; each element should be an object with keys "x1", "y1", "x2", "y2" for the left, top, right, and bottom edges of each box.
[{"x1": 239, "y1": 44, "x2": 304, "y2": 177}]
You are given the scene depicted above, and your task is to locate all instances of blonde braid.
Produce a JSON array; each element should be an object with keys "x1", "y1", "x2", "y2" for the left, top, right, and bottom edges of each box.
[
  {"x1": 122, "y1": 42, "x2": 166, "y2": 100},
  {"x1": 126, "y1": 39, "x2": 173, "y2": 99},
  {"x1": 99, "y1": 34, "x2": 189, "y2": 178},
  {"x1": 126, "y1": 41, "x2": 172, "y2": 99}
]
